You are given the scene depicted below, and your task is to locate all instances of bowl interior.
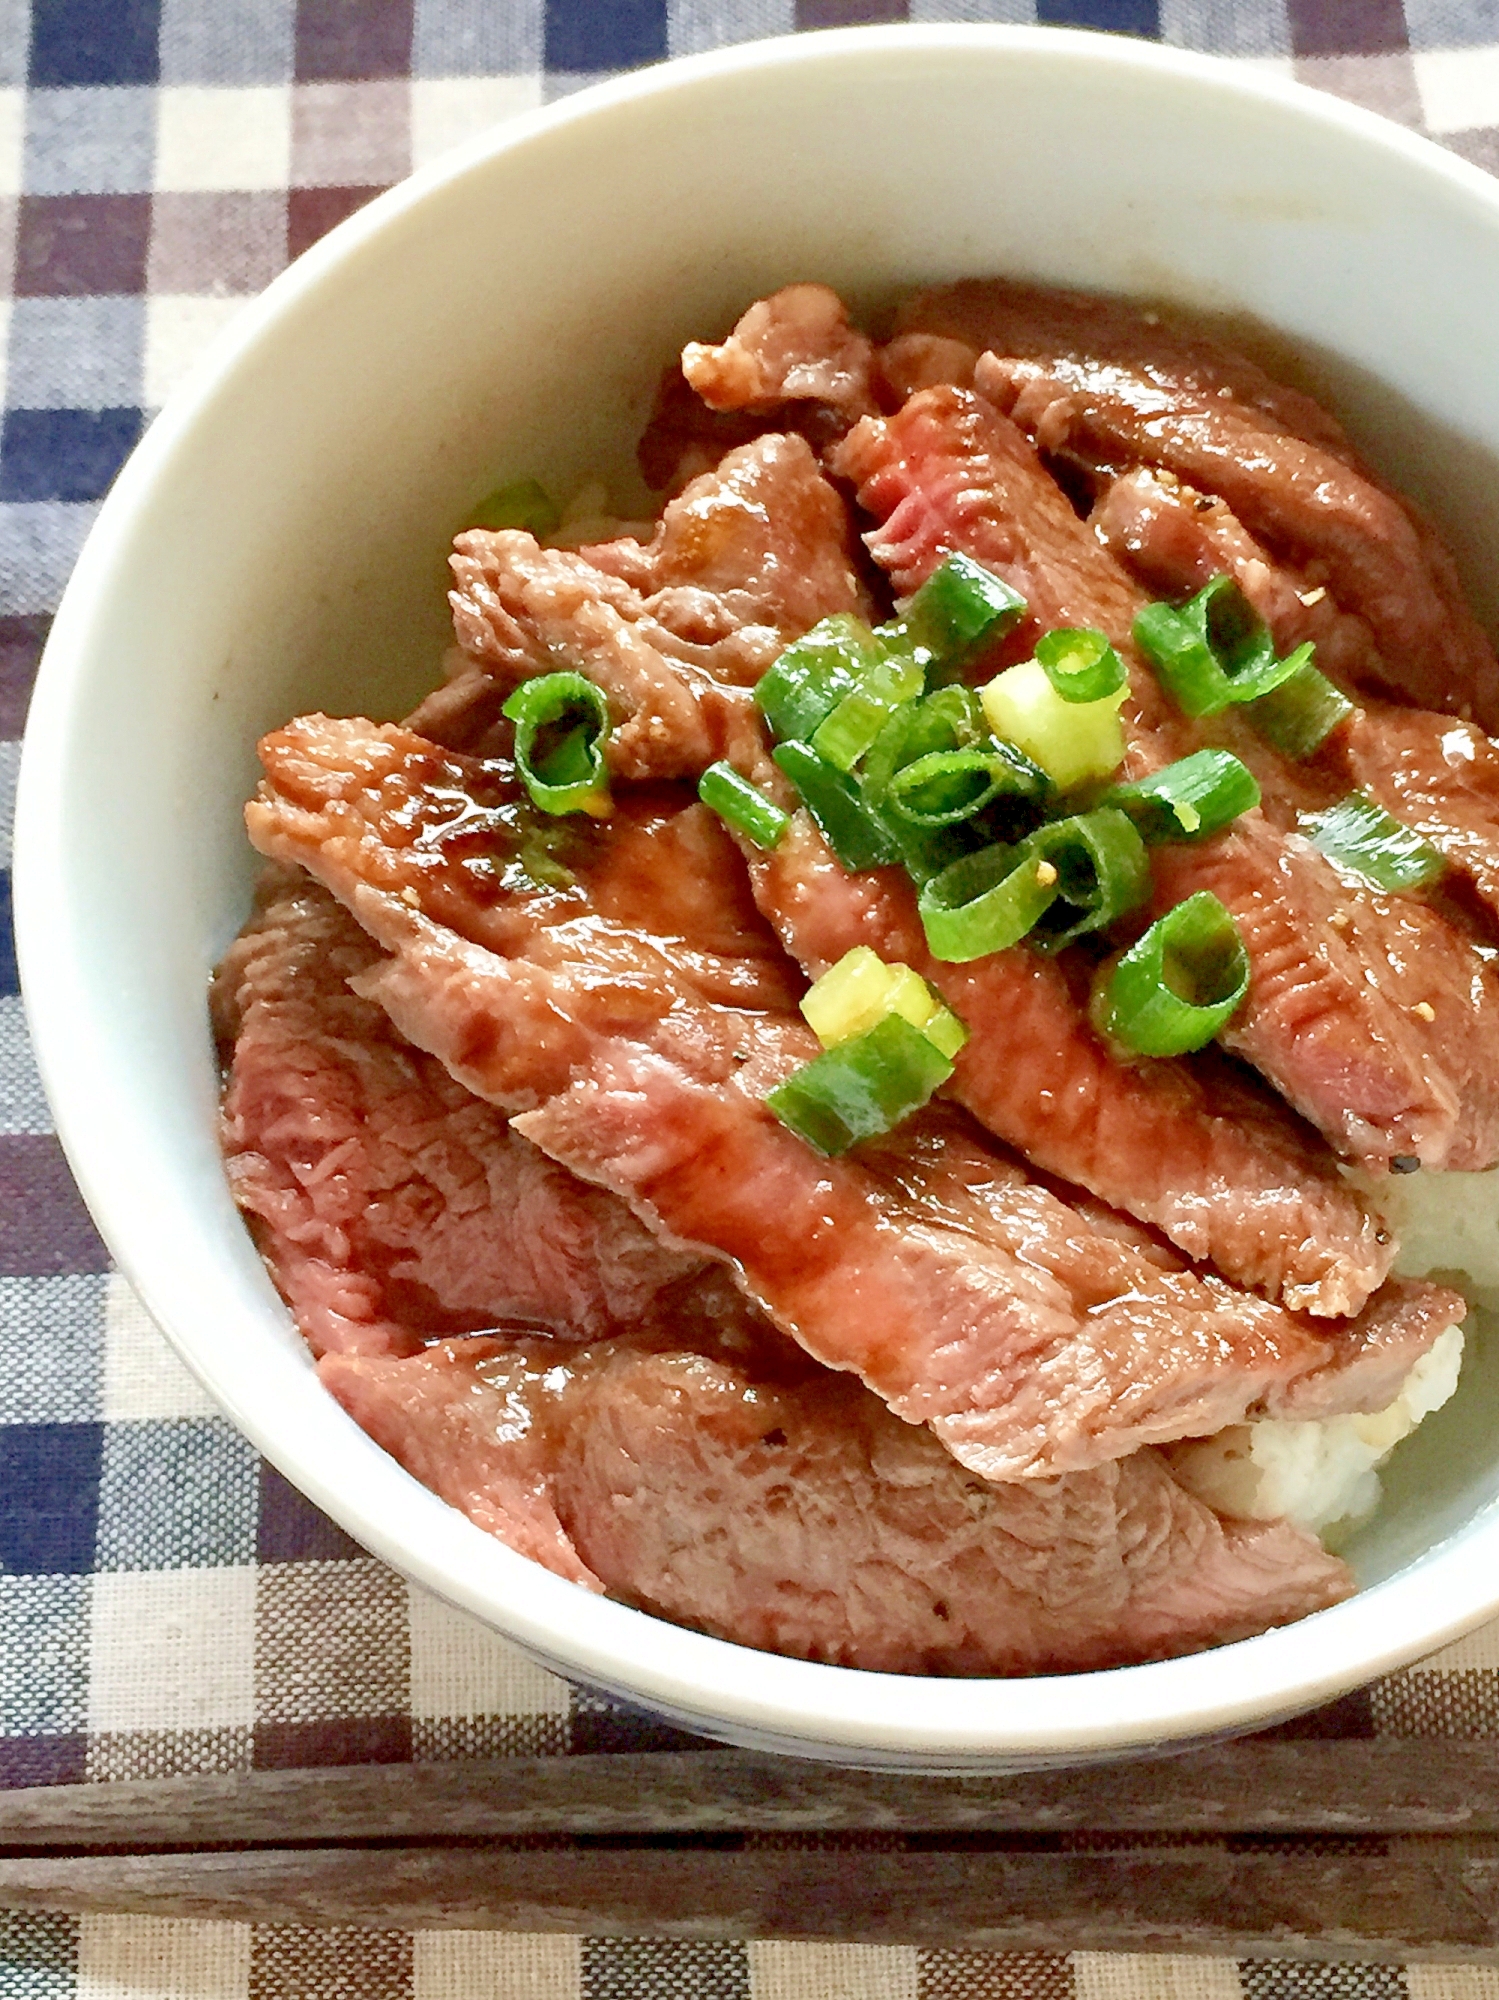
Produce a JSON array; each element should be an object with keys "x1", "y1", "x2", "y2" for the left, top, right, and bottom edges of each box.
[{"x1": 19, "y1": 26, "x2": 1499, "y2": 1765}]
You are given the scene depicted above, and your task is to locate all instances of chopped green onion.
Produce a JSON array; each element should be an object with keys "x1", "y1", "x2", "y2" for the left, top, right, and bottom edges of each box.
[
  {"x1": 862, "y1": 686, "x2": 988, "y2": 805},
  {"x1": 1135, "y1": 577, "x2": 1310, "y2": 718},
  {"x1": 755, "y1": 615, "x2": 886, "y2": 744},
  {"x1": 1132, "y1": 600, "x2": 1225, "y2": 717},
  {"x1": 697, "y1": 762, "x2": 790, "y2": 850},
  {"x1": 879, "y1": 554, "x2": 1027, "y2": 686},
  {"x1": 1243, "y1": 659, "x2": 1355, "y2": 760},
  {"x1": 765, "y1": 1013, "x2": 955, "y2": 1156},
  {"x1": 1300, "y1": 791, "x2": 1445, "y2": 893},
  {"x1": 810, "y1": 650, "x2": 925, "y2": 772},
  {"x1": 468, "y1": 477, "x2": 561, "y2": 537},
  {"x1": 1035, "y1": 627, "x2": 1128, "y2": 705},
  {"x1": 1026, "y1": 808, "x2": 1152, "y2": 950},
  {"x1": 772, "y1": 741, "x2": 899, "y2": 872},
  {"x1": 1187, "y1": 576, "x2": 1276, "y2": 679},
  {"x1": 917, "y1": 842, "x2": 1060, "y2": 963},
  {"x1": 501, "y1": 672, "x2": 611, "y2": 816},
  {"x1": 1105, "y1": 750, "x2": 1260, "y2": 845},
  {"x1": 799, "y1": 946, "x2": 968, "y2": 1058},
  {"x1": 980, "y1": 657, "x2": 1127, "y2": 791},
  {"x1": 886, "y1": 745, "x2": 1043, "y2": 828},
  {"x1": 1092, "y1": 892, "x2": 1250, "y2": 1057}
]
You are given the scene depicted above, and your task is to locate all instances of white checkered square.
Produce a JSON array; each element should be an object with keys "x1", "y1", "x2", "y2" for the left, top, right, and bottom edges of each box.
[
  {"x1": 0, "y1": 86, "x2": 22, "y2": 198},
  {"x1": 0, "y1": 737, "x2": 17, "y2": 867},
  {"x1": 154, "y1": 85, "x2": 293, "y2": 193},
  {"x1": 413, "y1": 1933, "x2": 581, "y2": 2000},
  {"x1": 101, "y1": 1272, "x2": 218, "y2": 1423},
  {"x1": 749, "y1": 1942, "x2": 919, "y2": 2000},
  {"x1": 1408, "y1": 1971, "x2": 1499, "y2": 1998},
  {"x1": 75, "y1": 1916, "x2": 251, "y2": 2000},
  {"x1": 1415, "y1": 44, "x2": 1499, "y2": 134},
  {"x1": 409, "y1": 75, "x2": 541, "y2": 169},
  {"x1": 88, "y1": 1567, "x2": 257, "y2": 1733},
  {"x1": 143, "y1": 294, "x2": 251, "y2": 409},
  {"x1": 407, "y1": 1584, "x2": 570, "y2": 1722}
]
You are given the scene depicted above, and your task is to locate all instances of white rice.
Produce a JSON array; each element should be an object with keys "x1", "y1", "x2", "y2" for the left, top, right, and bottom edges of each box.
[
  {"x1": 542, "y1": 480, "x2": 655, "y2": 551},
  {"x1": 1167, "y1": 1166, "x2": 1492, "y2": 1543}
]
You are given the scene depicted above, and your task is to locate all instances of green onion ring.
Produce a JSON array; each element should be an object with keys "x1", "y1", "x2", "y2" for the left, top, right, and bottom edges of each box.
[
  {"x1": 1035, "y1": 627, "x2": 1128, "y2": 705},
  {"x1": 1092, "y1": 891, "x2": 1251, "y2": 1057},
  {"x1": 1104, "y1": 749, "x2": 1261, "y2": 844},
  {"x1": 1026, "y1": 807, "x2": 1153, "y2": 949},
  {"x1": 917, "y1": 842, "x2": 1060, "y2": 963},
  {"x1": 501, "y1": 672, "x2": 612, "y2": 816},
  {"x1": 886, "y1": 746, "x2": 1040, "y2": 828}
]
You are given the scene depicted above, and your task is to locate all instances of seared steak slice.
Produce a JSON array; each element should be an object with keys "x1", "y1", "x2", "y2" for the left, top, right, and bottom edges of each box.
[
  {"x1": 937, "y1": 321, "x2": 1499, "y2": 728},
  {"x1": 747, "y1": 813, "x2": 1392, "y2": 1317},
  {"x1": 637, "y1": 286, "x2": 879, "y2": 495},
  {"x1": 329, "y1": 1333, "x2": 1353, "y2": 1671},
  {"x1": 320, "y1": 1338, "x2": 601, "y2": 1589},
  {"x1": 1095, "y1": 468, "x2": 1499, "y2": 935},
  {"x1": 681, "y1": 283, "x2": 879, "y2": 425},
  {"x1": 552, "y1": 1343, "x2": 1354, "y2": 1672},
  {"x1": 896, "y1": 279, "x2": 1361, "y2": 458},
  {"x1": 433, "y1": 432, "x2": 868, "y2": 771},
  {"x1": 214, "y1": 867, "x2": 710, "y2": 1358},
  {"x1": 1267, "y1": 1277, "x2": 1467, "y2": 1422},
  {"x1": 244, "y1": 716, "x2": 1443, "y2": 1478},
  {"x1": 833, "y1": 387, "x2": 1499, "y2": 1171}
]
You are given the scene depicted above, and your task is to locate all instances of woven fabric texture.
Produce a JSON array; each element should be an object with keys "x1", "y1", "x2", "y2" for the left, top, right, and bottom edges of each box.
[{"x1": 4, "y1": 0, "x2": 1499, "y2": 1992}]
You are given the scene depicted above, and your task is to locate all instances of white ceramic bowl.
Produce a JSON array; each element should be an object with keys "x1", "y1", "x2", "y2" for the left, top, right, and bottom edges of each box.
[{"x1": 17, "y1": 24, "x2": 1499, "y2": 1770}]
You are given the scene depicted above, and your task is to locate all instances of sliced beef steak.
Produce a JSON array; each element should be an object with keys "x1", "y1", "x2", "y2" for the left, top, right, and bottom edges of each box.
[
  {"x1": 899, "y1": 281, "x2": 1499, "y2": 727},
  {"x1": 896, "y1": 279, "x2": 1361, "y2": 458},
  {"x1": 1095, "y1": 467, "x2": 1499, "y2": 936},
  {"x1": 681, "y1": 283, "x2": 879, "y2": 426},
  {"x1": 833, "y1": 386, "x2": 1499, "y2": 1171},
  {"x1": 638, "y1": 286, "x2": 879, "y2": 495},
  {"x1": 746, "y1": 813, "x2": 1391, "y2": 1317},
  {"x1": 320, "y1": 1337, "x2": 601, "y2": 1589},
  {"x1": 551, "y1": 1343, "x2": 1354, "y2": 1672},
  {"x1": 213, "y1": 866, "x2": 711, "y2": 1359},
  {"x1": 432, "y1": 432, "x2": 868, "y2": 772},
  {"x1": 325, "y1": 1332, "x2": 1353, "y2": 1671},
  {"x1": 244, "y1": 715, "x2": 1452, "y2": 1478}
]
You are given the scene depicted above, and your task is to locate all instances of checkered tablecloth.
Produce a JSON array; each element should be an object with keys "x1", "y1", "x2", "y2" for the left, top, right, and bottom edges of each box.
[{"x1": 4, "y1": 0, "x2": 1499, "y2": 1993}]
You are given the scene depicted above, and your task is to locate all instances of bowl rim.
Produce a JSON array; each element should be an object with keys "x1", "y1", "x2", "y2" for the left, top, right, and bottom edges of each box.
[{"x1": 17, "y1": 20, "x2": 1499, "y2": 1764}]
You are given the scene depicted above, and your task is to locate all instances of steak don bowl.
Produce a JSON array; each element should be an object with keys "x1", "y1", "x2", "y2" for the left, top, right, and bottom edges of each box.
[{"x1": 17, "y1": 26, "x2": 1499, "y2": 1767}]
